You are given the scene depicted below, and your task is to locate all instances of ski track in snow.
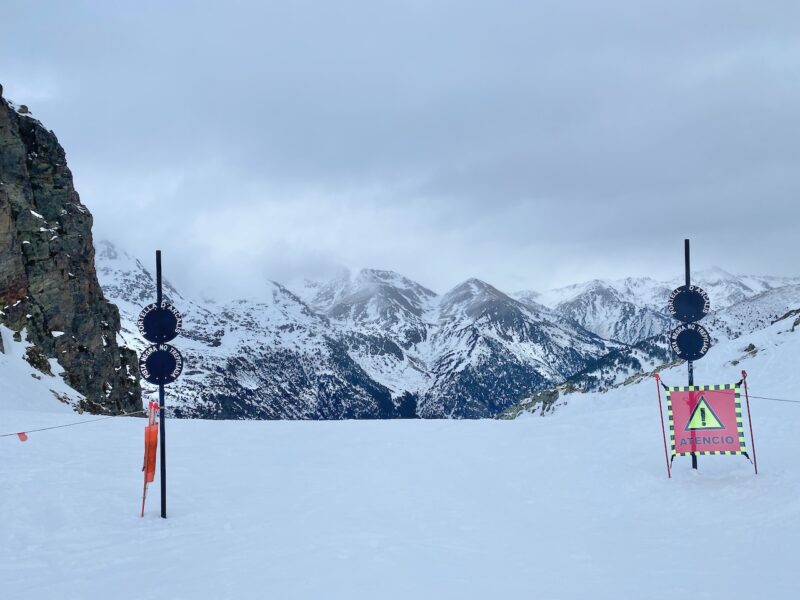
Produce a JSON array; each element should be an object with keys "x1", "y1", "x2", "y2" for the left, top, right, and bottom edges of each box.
[{"x1": 2, "y1": 317, "x2": 800, "y2": 599}]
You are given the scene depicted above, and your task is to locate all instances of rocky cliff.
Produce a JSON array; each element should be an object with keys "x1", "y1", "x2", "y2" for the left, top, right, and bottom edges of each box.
[{"x1": 0, "y1": 89, "x2": 141, "y2": 414}]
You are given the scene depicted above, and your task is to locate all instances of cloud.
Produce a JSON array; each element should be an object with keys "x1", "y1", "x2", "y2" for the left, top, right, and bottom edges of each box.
[{"x1": 2, "y1": 1, "x2": 799, "y2": 296}]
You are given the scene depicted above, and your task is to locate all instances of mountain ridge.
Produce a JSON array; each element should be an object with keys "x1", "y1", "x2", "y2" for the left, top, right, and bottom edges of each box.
[
  {"x1": 98, "y1": 241, "x2": 620, "y2": 419},
  {"x1": 97, "y1": 240, "x2": 800, "y2": 421}
]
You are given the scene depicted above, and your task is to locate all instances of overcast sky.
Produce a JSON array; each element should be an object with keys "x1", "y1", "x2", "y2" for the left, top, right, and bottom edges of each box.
[{"x1": 2, "y1": 1, "x2": 799, "y2": 298}]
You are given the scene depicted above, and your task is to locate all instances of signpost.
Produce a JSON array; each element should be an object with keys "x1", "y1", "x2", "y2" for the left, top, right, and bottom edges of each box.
[
  {"x1": 669, "y1": 323, "x2": 711, "y2": 362},
  {"x1": 667, "y1": 285, "x2": 710, "y2": 323},
  {"x1": 137, "y1": 302, "x2": 182, "y2": 343},
  {"x1": 667, "y1": 239, "x2": 711, "y2": 470},
  {"x1": 139, "y1": 344, "x2": 183, "y2": 385},
  {"x1": 656, "y1": 241, "x2": 758, "y2": 476},
  {"x1": 137, "y1": 251, "x2": 184, "y2": 518}
]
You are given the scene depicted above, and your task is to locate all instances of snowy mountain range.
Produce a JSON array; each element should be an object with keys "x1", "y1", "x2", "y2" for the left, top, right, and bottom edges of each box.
[
  {"x1": 502, "y1": 273, "x2": 800, "y2": 415},
  {"x1": 94, "y1": 241, "x2": 800, "y2": 420},
  {"x1": 516, "y1": 268, "x2": 800, "y2": 345}
]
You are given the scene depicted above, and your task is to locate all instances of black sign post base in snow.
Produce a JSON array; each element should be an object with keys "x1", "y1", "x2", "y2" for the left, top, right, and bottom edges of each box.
[{"x1": 137, "y1": 250, "x2": 184, "y2": 519}]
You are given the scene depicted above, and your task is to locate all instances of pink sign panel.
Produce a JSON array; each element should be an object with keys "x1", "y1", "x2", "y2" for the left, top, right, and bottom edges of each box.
[{"x1": 667, "y1": 385, "x2": 747, "y2": 456}]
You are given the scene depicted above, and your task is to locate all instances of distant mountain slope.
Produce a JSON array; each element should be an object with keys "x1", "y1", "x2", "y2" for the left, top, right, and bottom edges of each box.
[
  {"x1": 504, "y1": 281, "x2": 800, "y2": 410},
  {"x1": 299, "y1": 271, "x2": 618, "y2": 418},
  {"x1": 516, "y1": 268, "x2": 800, "y2": 344},
  {"x1": 97, "y1": 239, "x2": 800, "y2": 420},
  {"x1": 420, "y1": 279, "x2": 616, "y2": 417},
  {"x1": 96, "y1": 242, "x2": 402, "y2": 420},
  {"x1": 500, "y1": 302, "x2": 800, "y2": 419},
  {"x1": 520, "y1": 280, "x2": 671, "y2": 344},
  {"x1": 708, "y1": 284, "x2": 800, "y2": 340},
  {"x1": 99, "y1": 243, "x2": 619, "y2": 419}
]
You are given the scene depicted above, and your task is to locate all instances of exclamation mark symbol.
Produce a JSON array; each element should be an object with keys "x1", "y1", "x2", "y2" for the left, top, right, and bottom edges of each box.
[{"x1": 700, "y1": 407, "x2": 706, "y2": 427}]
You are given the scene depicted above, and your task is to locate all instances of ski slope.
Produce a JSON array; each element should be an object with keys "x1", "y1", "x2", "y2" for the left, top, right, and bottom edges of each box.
[{"x1": 2, "y1": 319, "x2": 800, "y2": 599}]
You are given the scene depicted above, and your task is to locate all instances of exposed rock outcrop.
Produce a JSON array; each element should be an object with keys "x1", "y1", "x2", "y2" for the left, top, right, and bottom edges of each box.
[{"x1": 0, "y1": 92, "x2": 141, "y2": 414}]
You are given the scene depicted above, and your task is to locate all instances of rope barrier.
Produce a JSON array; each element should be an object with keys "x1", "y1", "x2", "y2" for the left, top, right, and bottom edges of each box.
[
  {"x1": 0, "y1": 409, "x2": 146, "y2": 439},
  {"x1": 4, "y1": 388, "x2": 799, "y2": 442},
  {"x1": 655, "y1": 376, "x2": 800, "y2": 405},
  {"x1": 747, "y1": 394, "x2": 800, "y2": 404}
]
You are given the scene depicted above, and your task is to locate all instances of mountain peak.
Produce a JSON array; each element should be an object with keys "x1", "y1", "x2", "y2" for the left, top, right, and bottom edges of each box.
[
  {"x1": 355, "y1": 268, "x2": 436, "y2": 296},
  {"x1": 440, "y1": 279, "x2": 513, "y2": 316},
  {"x1": 357, "y1": 268, "x2": 402, "y2": 281},
  {"x1": 447, "y1": 278, "x2": 502, "y2": 296},
  {"x1": 694, "y1": 266, "x2": 737, "y2": 282}
]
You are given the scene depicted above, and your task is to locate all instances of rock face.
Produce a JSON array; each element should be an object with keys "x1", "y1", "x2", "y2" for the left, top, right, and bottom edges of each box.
[{"x1": 0, "y1": 94, "x2": 140, "y2": 414}]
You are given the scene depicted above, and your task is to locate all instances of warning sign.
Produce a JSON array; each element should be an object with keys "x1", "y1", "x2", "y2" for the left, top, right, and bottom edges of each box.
[
  {"x1": 667, "y1": 385, "x2": 748, "y2": 456},
  {"x1": 685, "y1": 397, "x2": 724, "y2": 430}
]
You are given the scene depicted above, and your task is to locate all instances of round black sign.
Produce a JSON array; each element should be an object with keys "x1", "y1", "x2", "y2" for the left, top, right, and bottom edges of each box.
[
  {"x1": 138, "y1": 302, "x2": 183, "y2": 343},
  {"x1": 669, "y1": 323, "x2": 711, "y2": 361},
  {"x1": 139, "y1": 343, "x2": 184, "y2": 385},
  {"x1": 667, "y1": 285, "x2": 710, "y2": 323}
]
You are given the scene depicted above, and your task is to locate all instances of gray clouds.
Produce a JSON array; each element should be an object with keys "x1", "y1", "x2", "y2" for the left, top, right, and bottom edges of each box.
[{"x1": 2, "y1": 1, "x2": 799, "y2": 297}]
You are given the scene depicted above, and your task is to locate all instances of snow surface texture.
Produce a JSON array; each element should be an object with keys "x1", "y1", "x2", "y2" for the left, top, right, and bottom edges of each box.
[{"x1": 2, "y1": 298, "x2": 799, "y2": 599}]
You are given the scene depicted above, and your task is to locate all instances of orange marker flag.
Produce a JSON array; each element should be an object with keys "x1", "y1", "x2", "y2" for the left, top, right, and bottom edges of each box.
[
  {"x1": 140, "y1": 402, "x2": 160, "y2": 517},
  {"x1": 17, "y1": 432, "x2": 28, "y2": 442},
  {"x1": 143, "y1": 424, "x2": 158, "y2": 483}
]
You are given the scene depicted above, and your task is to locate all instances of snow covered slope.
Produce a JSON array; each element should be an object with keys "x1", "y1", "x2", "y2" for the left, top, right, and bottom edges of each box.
[
  {"x1": 2, "y1": 302, "x2": 798, "y2": 599},
  {"x1": 526, "y1": 279, "x2": 672, "y2": 344},
  {"x1": 95, "y1": 241, "x2": 800, "y2": 419},
  {"x1": 420, "y1": 279, "x2": 615, "y2": 417},
  {"x1": 300, "y1": 272, "x2": 619, "y2": 417},
  {"x1": 546, "y1": 283, "x2": 800, "y2": 395},
  {"x1": 96, "y1": 242, "x2": 402, "y2": 420},
  {"x1": 521, "y1": 268, "x2": 800, "y2": 344},
  {"x1": 98, "y1": 242, "x2": 617, "y2": 419},
  {"x1": 0, "y1": 324, "x2": 85, "y2": 420},
  {"x1": 708, "y1": 284, "x2": 800, "y2": 340}
]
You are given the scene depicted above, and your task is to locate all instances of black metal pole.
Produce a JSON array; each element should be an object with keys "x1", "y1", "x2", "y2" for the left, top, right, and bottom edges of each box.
[
  {"x1": 159, "y1": 384, "x2": 166, "y2": 518},
  {"x1": 156, "y1": 250, "x2": 167, "y2": 518},
  {"x1": 685, "y1": 239, "x2": 697, "y2": 470}
]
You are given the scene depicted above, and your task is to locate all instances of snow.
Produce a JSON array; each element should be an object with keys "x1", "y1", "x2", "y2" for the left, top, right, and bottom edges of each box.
[
  {"x1": 95, "y1": 241, "x2": 615, "y2": 417},
  {"x1": 532, "y1": 270, "x2": 800, "y2": 315},
  {"x1": 515, "y1": 271, "x2": 800, "y2": 345},
  {"x1": 0, "y1": 326, "x2": 84, "y2": 421},
  {"x1": 3, "y1": 315, "x2": 800, "y2": 598}
]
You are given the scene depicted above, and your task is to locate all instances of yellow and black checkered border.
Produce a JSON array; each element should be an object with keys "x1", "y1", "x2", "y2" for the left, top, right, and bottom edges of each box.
[{"x1": 666, "y1": 384, "x2": 748, "y2": 457}]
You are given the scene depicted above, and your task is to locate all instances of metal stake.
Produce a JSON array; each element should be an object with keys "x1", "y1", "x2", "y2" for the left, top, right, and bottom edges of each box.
[
  {"x1": 156, "y1": 250, "x2": 167, "y2": 518},
  {"x1": 685, "y1": 239, "x2": 698, "y2": 470}
]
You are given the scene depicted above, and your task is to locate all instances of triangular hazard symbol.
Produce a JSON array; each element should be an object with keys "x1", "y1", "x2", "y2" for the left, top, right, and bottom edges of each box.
[{"x1": 685, "y1": 397, "x2": 724, "y2": 430}]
